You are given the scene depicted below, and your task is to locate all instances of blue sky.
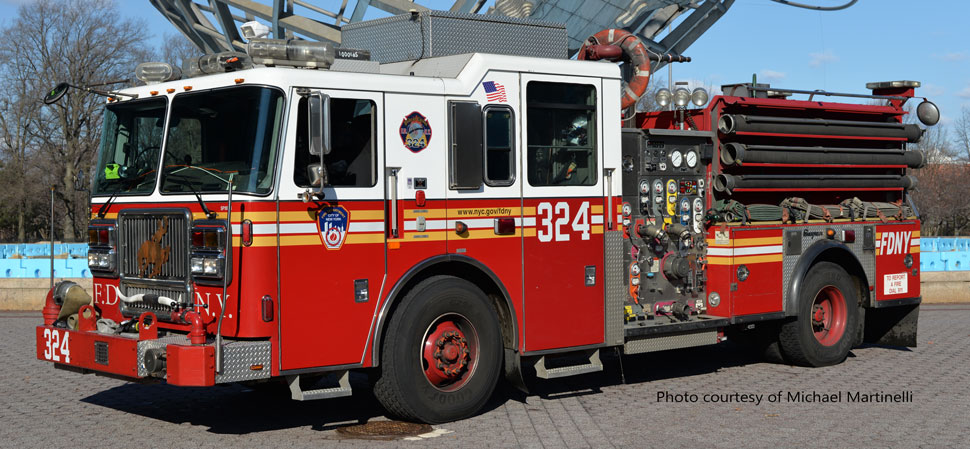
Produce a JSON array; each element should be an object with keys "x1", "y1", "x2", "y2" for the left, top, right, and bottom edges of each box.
[{"x1": 2, "y1": 0, "x2": 967, "y2": 124}]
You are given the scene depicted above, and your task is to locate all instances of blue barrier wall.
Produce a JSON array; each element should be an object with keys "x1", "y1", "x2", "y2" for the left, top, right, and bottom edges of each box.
[
  {"x1": 0, "y1": 244, "x2": 90, "y2": 278},
  {"x1": 0, "y1": 238, "x2": 966, "y2": 276},
  {"x1": 920, "y1": 238, "x2": 970, "y2": 272}
]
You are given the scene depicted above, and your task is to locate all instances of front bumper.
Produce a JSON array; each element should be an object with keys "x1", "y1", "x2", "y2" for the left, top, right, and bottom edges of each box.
[{"x1": 35, "y1": 324, "x2": 272, "y2": 386}]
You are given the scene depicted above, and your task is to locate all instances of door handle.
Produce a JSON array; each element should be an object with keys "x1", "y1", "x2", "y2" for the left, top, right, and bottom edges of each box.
[{"x1": 388, "y1": 167, "x2": 400, "y2": 238}]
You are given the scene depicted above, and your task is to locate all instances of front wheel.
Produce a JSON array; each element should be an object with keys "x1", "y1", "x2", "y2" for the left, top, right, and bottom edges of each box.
[
  {"x1": 779, "y1": 262, "x2": 860, "y2": 367},
  {"x1": 374, "y1": 276, "x2": 502, "y2": 423}
]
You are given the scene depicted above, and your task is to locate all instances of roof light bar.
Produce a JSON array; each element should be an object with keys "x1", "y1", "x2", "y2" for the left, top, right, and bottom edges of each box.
[
  {"x1": 182, "y1": 52, "x2": 253, "y2": 78},
  {"x1": 135, "y1": 62, "x2": 181, "y2": 85},
  {"x1": 247, "y1": 38, "x2": 335, "y2": 68}
]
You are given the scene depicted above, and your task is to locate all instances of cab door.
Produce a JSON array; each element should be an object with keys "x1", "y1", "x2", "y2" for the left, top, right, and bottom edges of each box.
[
  {"x1": 278, "y1": 88, "x2": 386, "y2": 371},
  {"x1": 520, "y1": 75, "x2": 606, "y2": 351}
]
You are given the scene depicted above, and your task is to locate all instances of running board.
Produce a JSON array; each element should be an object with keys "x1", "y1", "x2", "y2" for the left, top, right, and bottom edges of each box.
[
  {"x1": 286, "y1": 371, "x2": 352, "y2": 401},
  {"x1": 534, "y1": 349, "x2": 603, "y2": 379}
]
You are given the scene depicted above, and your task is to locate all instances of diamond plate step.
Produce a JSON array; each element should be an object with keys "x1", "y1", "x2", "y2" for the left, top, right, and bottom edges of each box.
[
  {"x1": 534, "y1": 349, "x2": 603, "y2": 379},
  {"x1": 287, "y1": 371, "x2": 352, "y2": 401}
]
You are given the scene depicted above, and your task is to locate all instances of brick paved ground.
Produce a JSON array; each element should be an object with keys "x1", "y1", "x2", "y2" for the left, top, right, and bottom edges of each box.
[{"x1": 2, "y1": 305, "x2": 968, "y2": 448}]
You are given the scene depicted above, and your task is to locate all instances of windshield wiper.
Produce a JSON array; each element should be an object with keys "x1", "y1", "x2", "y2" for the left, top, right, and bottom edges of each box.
[
  {"x1": 97, "y1": 190, "x2": 119, "y2": 219},
  {"x1": 167, "y1": 173, "x2": 217, "y2": 219}
]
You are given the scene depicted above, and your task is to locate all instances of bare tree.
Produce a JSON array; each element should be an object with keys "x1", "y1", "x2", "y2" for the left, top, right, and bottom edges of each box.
[
  {"x1": 160, "y1": 32, "x2": 202, "y2": 71},
  {"x1": 953, "y1": 106, "x2": 970, "y2": 162},
  {"x1": 0, "y1": 0, "x2": 150, "y2": 241}
]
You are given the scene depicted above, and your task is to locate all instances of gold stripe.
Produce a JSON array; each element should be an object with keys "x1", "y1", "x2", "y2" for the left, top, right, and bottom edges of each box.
[
  {"x1": 706, "y1": 237, "x2": 783, "y2": 247},
  {"x1": 346, "y1": 233, "x2": 386, "y2": 244},
  {"x1": 592, "y1": 225, "x2": 604, "y2": 234},
  {"x1": 280, "y1": 235, "x2": 321, "y2": 246},
  {"x1": 591, "y1": 205, "x2": 604, "y2": 214},
  {"x1": 279, "y1": 211, "x2": 315, "y2": 221},
  {"x1": 401, "y1": 231, "x2": 448, "y2": 241},
  {"x1": 350, "y1": 210, "x2": 385, "y2": 220},
  {"x1": 404, "y1": 209, "x2": 447, "y2": 219},
  {"x1": 706, "y1": 254, "x2": 783, "y2": 265},
  {"x1": 910, "y1": 247, "x2": 920, "y2": 254}
]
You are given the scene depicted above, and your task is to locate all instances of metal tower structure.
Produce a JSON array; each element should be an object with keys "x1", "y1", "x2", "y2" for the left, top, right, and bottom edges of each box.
[{"x1": 149, "y1": 0, "x2": 735, "y2": 69}]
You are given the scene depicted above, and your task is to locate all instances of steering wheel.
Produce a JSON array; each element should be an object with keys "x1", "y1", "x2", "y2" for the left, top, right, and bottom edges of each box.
[{"x1": 129, "y1": 145, "x2": 160, "y2": 170}]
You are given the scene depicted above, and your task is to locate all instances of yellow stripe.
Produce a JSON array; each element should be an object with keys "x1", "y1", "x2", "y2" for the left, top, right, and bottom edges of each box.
[
  {"x1": 279, "y1": 235, "x2": 320, "y2": 246},
  {"x1": 707, "y1": 254, "x2": 783, "y2": 265},
  {"x1": 910, "y1": 247, "x2": 920, "y2": 254},
  {"x1": 592, "y1": 225, "x2": 603, "y2": 234},
  {"x1": 405, "y1": 209, "x2": 447, "y2": 219},
  {"x1": 279, "y1": 211, "x2": 315, "y2": 222},
  {"x1": 401, "y1": 231, "x2": 448, "y2": 241},
  {"x1": 591, "y1": 205, "x2": 603, "y2": 214},
  {"x1": 706, "y1": 237, "x2": 783, "y2": 247},
  {"x1": 346, "y1": 233, "x2": 386, "y2": 244}
]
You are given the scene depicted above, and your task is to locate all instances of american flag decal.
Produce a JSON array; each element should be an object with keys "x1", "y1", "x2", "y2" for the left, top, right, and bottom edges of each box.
[{"x1": 483, "y1": 81, "x2": 507, "y2": 103}]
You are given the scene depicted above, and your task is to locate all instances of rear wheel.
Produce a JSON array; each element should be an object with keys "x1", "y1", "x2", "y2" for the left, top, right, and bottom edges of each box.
[
  {"x1": 374, "y1": 276, "x2": 502, "y2": 423},
  {"x1": 779, "y1": 262, "x2": 859, "y2": 367}
]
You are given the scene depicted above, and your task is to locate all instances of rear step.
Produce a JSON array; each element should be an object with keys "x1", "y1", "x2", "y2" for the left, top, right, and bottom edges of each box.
[
  {"x1": 286, "y1": 371, "x2": 352, "y2": 401},
  {"x1": 534, "y1": 349, "x2": 603, "y2": 379}
]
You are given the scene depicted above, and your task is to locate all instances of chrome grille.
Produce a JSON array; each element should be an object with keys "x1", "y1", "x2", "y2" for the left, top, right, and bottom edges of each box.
[{"x1": 119, "y1": 212, "x2": 189, "y2": 281}]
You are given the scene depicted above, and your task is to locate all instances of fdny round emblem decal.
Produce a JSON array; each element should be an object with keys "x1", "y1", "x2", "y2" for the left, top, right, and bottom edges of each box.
[
  {"x1": 399, "y1": 111, "x2": 431, "y2": 152},
  {"x1": 318, "y1": 206, "x2": 349, "y2": 250}
]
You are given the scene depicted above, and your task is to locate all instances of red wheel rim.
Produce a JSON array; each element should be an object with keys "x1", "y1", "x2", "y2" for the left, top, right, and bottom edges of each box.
[
  {"x1": 811, "y1": 285, "x2": 847, "y2": 346},
  {"x1": 421, "y1": 313, "x2": 479, "y2": 392}
]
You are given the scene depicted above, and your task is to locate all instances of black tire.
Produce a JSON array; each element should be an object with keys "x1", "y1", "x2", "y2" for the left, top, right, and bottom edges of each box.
[
  {"x1": 779, "y1": 262, "x2": 860, "y2": 367},
  {"x1": 373, "y1": 275, "x2": 502, "y2": 423}
]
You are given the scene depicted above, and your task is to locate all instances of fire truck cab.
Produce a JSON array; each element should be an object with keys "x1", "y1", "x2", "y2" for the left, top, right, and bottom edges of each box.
[{"x1": 37, "y1": 12, "x2": 929, "y2": 424}]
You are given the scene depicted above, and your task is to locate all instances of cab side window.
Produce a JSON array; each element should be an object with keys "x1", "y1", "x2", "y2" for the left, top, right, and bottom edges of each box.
[
  {"x1": 294, "y1": 97, "x2": 377, "y2": 187},
  {"x1": 526, "y1": 82, "x2": 597, "y2": 186},
  {"x1": 484, "y1": 106, "x2": 514, "y2": 186}
]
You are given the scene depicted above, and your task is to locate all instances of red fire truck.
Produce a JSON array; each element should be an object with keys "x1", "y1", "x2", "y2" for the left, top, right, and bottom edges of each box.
[{"x1": 36, "y1": 13, "x2": 932, "y2": 423}]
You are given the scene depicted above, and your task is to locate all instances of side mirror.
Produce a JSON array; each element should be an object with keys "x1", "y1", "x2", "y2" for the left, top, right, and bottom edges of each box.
[
  {"x1": 44, "y1": 82, "x2": 70, "y2": 104},
  {"x1": 73, "y1": 170, "x2": 90, "y2": 191},
  {"x1": 307, "y1": 91, "x2": 331, "y2": 156},
  {"x1": 303, "y1": 91, "x2": 331, "y2": 200}
]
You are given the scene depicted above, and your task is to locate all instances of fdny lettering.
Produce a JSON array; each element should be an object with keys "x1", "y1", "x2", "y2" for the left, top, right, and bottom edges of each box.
[
  {"x1": 879, "y1": 231, "x2": 912, "y2": 256},
  {"x1": 92, "y1": 282, "x2": 118, "y2": 306},
  {"x1": 194, "y1": 292, "x2": 229, "y2": 320}
]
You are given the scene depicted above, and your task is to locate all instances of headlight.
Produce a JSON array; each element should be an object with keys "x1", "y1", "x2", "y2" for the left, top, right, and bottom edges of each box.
[
  {"x1": 191, "y1": 257, "x2": 204, "y2": 274},
  {"x1": 708, "y1": 292, "x2": 721, "y2": 308},
  {"x1": 654, "y1": 88, "x2": 672, "y2": 107},
  {"x1": 673, "y1": 88, "x2": 691, "y2": 107},
  {"x1": 691, "y1": 88, "x2": 709, "y2": 107},
  {"x1": 203, "y1": 258, "x2": 220, "y2": 275}
]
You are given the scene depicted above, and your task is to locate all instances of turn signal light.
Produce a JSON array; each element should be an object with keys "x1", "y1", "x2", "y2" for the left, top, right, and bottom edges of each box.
[
  {"x1": 261, "y1": 295, "x2": 274, "y2": 322},
  {"x1": 242, "y1": 219, "x2": 253, "y2": 247}
]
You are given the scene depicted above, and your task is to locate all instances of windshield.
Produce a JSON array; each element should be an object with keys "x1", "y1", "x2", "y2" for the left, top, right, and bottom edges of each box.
[
  {"x1": 160, "y1": 86, "x2": 285, "y2": 195},
  {"x1": 93, "y1": 98, "x2": 167, "y2": 195}
]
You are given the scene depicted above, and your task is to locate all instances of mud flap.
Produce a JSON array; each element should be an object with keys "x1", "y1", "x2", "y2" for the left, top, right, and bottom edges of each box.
[
  {"x1": 504, "y1": 348, "x2": 528, "y2": 394},
  {"x1": 864, "y1": 303, "x2": 919, "y2": 347}
]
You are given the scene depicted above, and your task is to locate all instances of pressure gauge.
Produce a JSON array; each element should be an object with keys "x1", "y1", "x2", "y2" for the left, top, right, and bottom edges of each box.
[
  {"x1": 622, "y1": 203, "x2": 632, "y2": 217},
  {"x1": 670, "y1": 150, "x2": 683, "y2": 168},
  {"x1": 680, "y1": 198, "x2": 690, "y2": 212},
  {"x1": 686, "y1": 150, "x2": 698, "y2": 168},
  {"x1": 668, "y1": 196, "x2": 677, "y2": 204},
  {"x1": 693, "y1": 198, "x2": 704, "y2": 213},
  {"x1": 667, "y1": 180, "x2": 677, "y2": 194},
  {"x1": 653, "y1": 179, "x2": 664, "y2": 194},
  {"x1": 639, "y1": 180, "x2": 650, "y2": 194}
]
